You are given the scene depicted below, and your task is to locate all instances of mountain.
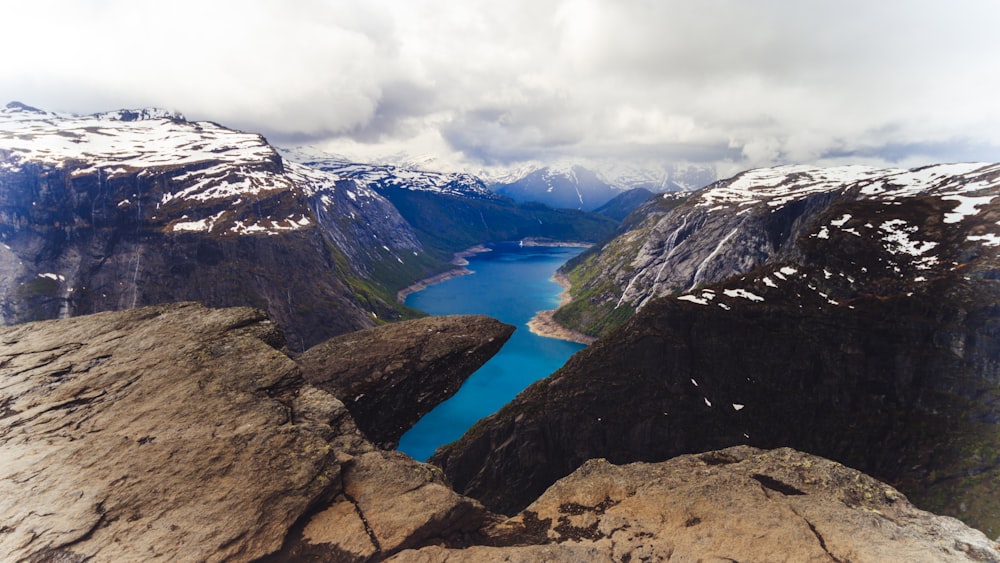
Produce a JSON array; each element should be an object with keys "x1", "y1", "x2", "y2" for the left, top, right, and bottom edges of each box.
[
  {"x1": 592, "y1": 187, "x2": 657, "y2": 221},
  {"x1": 490, "y1": 165, "x2": 619, "y2": 211},
  {"x1": 0, "y1": 102, "x2": 442, "y2": 351},
  {"x1": 431, "y1": 163, "x2": 1000, "y2": 535},
  {"x1": 486, "y1": 161, "x2": 716, "y2": 211},
  {"x1": 282, "y1": 148, "x2": 619, "y2": 257},
  {"x1": 553, "y1": 163, "x2": 1000, "y2": 337},
  {"x1": 280, "y1": 146, "x2": 500, "y2": 200}
]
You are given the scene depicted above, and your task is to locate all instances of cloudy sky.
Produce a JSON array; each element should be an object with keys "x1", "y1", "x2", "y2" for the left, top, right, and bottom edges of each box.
[{"x1": 2, "y1": 0, "x2": 999, "y2": 178}]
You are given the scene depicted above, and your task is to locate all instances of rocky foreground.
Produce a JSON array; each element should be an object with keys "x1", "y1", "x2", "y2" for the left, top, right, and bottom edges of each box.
[{"x1": 1, "y1": 303, "x2": 997, "y2": 561}]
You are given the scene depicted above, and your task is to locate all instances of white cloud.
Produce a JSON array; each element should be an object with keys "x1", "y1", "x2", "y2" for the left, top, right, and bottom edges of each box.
[{"x1": 2, "y1": 0, "x2": 998, "y2": 177}]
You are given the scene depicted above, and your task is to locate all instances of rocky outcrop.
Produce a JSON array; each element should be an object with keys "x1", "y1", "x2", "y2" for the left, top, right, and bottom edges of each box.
[
  {"x1": 434, "y1": 164, "x2": 1000, "y2": 534},
  {"x1": 2, "y1": 303, "x2": 997, "y2": 561},
  {"x1": 0, "y1": 303, "x2": 494, "y2": 562},
  {"x1": 397, "y1": 447, "x2": 1000, "y2": 562},
  {"x1": 297, "y1": 315, "x2": 515, "y2": 448},
  {"x1": 0, "y1": 302, "x2": 336, "y2": 561}
]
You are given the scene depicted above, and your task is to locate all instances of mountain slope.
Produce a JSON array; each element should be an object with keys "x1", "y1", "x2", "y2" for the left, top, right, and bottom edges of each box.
[
  {"x1": 431, "y1": 163, "x2": 1000, "y2": 535},
  {"x1": 283, "y1": 149, "x2": 619, "y2": 258},
  {"x1": 0, "y1": 103, "x2": 440, "y2": 350},
  {"x1": 556, "y1": 163, "x2": 1000, "y2": 337},
  {"x1": 491, "y1": 165, "x2": 619, "y2": 210}
]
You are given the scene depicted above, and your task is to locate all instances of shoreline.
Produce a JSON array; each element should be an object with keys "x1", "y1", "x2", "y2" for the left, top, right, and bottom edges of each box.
[
  {"x1": 395, "y1": 245, "x2": 491, "y2": 303},
  {"x1": 527, "y1": 271, "x2": 597, "y2": 345}
]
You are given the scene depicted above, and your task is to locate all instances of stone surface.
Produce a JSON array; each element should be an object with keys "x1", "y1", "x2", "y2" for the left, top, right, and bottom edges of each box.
[
  {"x1": 4, "y1": 302, "x2": 998, "y2": 562},
  {"x1": 0, "y1": 302, "x2": 340, "y2": 561},
  {"x1": 399, "y1": 447, "x2": 1000, "y2": 562}
]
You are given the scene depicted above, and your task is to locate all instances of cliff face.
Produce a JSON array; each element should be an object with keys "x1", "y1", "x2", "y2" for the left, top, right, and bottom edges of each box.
[
  {"x1": 557, "y1": 163, "x2": 1000, "y2": 337},
  {"x1": 2, "y1": 304, "x2": 996, "y2": 561},
  {"x1": 297, "y1": 315, "x2": 515, "y2": 448},
  {"x1": 0, "y1": 103, "x2": 437, "y2": 351},
  {"x1": 433, "y1": 163, "x2": 1000, "y2": 534}
]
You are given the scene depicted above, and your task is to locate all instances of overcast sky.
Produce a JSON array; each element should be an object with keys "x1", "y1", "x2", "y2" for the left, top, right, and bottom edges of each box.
[{"x1": 2, "y1": 0, "x2": 999, "y2": 177}]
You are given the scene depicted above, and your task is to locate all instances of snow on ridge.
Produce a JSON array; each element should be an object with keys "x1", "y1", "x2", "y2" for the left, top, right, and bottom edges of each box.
[
  {"x1": 0, "y1": 108, "x2": 276, "y2": 178},
  {"x1": 695, "y1": 165, "x2": 893, "y2": 210},
  {"x1": 941, "y1": 195, "x2": 996, "y2": 224},
  {"x1": 695, "y1": 163, "x2": 999, "y2": 212},
  {"x1": 279, "y1": 146, "x2": 496, "y2": 199}
]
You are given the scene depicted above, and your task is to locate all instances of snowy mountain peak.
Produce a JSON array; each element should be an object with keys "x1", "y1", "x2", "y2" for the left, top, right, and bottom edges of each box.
[{"x1": 279, "y1": 145, "x2": 500, "y2": 200}]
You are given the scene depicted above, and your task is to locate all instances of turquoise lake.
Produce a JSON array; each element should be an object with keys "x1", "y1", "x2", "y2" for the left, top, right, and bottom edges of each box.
[{"x1": 397, "y1": 243, "x2": 586, "y2": 461}]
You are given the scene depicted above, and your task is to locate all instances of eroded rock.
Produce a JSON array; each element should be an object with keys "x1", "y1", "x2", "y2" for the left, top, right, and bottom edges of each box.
[
  {"x1": 397, "y1": 447, "x2": 1000, "y2": 562},
  {"x1": 0, "y1": 303, "x2": 339, "y2": 561}
]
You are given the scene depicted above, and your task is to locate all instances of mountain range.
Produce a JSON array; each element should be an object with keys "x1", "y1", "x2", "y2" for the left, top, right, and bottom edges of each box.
[{"x1": 0, "y1": 102, "x2": 615, "y2": 351}]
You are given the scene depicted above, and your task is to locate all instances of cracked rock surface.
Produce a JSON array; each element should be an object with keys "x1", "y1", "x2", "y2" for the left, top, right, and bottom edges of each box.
[
  {"x1": 395, "y1": 446, "x2": 1000, "y2": 562},
  {"x1": 0, "y1": 302, "x2": 338, "y2": 561},
  {"x1": 0, "y1": 303, "x2": 495, "y2": 562}
]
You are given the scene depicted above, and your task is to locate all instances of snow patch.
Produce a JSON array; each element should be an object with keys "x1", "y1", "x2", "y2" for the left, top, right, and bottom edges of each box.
[
  {"x1": 968, "y1": 233, "x2": 1000, "y2": 247},
  {"x1": 942, "y1": 195, "x2": 995, "y2": 224},
  {"x1": 723, "y1": 288, "x2": 765, "y2": 302}
]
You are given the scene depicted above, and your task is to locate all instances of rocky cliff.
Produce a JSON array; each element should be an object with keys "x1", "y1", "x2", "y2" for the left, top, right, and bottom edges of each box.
[
  {"x1": 297, "y1": 315, "x2": 515, "y2": 448},
  {"x1": 2, "y1": 304, "x2": 997, "y2": 561},
  {"x1": 0, "y1": 102, "x2": 442, "y2": 351},
  {"x1": 0, "y1": 303, "x2": 507, "y2": 561},
  {"x1": 434, "y1": 163, "x2": 1000, "y2": 535}
]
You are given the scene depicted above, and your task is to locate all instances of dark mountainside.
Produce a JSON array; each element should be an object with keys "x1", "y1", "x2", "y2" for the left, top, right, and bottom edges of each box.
[
  {"x1": 3, "y1": 303, "x2": 997, "y2": 562},
  {"x1": 592, "y1": 186, "x2": 656, "y2": 221},
  {"x1": 432, "y1": 163, "x2": 1000, "y2": 536}
]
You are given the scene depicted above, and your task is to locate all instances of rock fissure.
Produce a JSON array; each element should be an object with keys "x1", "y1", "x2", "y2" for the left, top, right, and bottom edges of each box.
[
  {"x1": 343, "y1": 491, "x2": 382, "y2": 557},
  {"x1": 790, "y1": 506, "x2": 844, "y2": 563}
]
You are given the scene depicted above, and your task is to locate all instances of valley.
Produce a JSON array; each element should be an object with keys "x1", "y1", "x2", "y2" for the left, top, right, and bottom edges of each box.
[{"x1": 1, "y1": 102, "x2": 998, "y2": 561}]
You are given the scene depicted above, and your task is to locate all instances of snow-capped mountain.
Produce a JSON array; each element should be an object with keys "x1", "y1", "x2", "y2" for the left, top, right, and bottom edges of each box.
[
  {"x1": 0, "y1": 102, "x2": 433, "y2": 350},
  {"x1": 279, "y1": 146, "x2": 619, "y2": 256},
  {"x1": 556, "y1": 162, "x2": 1000, "y2": 335},
  {"x1": 485, "y1": 161, "x2": 715, "y2": 211},
  {"x1": 280, "y1": 145, "x2": 501, "y2": 200}
]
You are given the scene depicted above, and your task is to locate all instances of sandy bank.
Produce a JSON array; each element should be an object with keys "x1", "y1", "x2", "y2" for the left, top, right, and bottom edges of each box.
[{"x1": 527, "y1": 271, "x2": 597, "y2": 345}]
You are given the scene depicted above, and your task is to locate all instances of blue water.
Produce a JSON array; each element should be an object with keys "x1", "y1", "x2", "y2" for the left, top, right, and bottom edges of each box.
[{"x1": 397, "y1": 243, "x2": 586, "y2": 461}]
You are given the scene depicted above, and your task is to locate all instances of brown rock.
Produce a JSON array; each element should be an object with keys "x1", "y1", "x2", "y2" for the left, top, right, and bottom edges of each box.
[
  {"x1": 278, "y1": 450, "x2": 490, "y2": 561},
  {"x1": 297, "y1": 315, "x2": 515, "y2": 448},
  {"x1": 396, "y1": 447, "x2": 1000, "y2": 562},
  {"x1": 0, "y1": 303, "x2": 341, "y2": 562}
]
